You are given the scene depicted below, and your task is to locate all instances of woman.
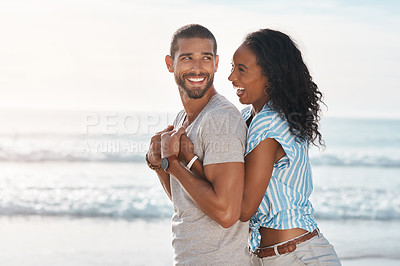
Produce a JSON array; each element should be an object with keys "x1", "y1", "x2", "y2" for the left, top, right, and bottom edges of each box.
[{"x1": 179, "y1": 29, "x2": 341, "y2": 265}]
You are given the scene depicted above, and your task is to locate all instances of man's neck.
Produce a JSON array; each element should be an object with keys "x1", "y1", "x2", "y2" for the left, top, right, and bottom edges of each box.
[{"x1": 180, "y1": 87, "x2": 217, "y2": 124}]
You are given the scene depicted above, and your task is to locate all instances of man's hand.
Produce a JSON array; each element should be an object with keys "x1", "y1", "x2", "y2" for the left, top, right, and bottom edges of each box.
[
  {"x1": 161, "y1": 126, "x2": 186, "y2": 158},
  {"x1": 147, "y1": 125, "x2": 174, "y2": 166}
]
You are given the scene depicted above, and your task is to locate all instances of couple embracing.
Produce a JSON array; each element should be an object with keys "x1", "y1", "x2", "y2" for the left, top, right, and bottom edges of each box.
[{"x1": 146, "y1": 24, "x2": 341, "y2": 266}]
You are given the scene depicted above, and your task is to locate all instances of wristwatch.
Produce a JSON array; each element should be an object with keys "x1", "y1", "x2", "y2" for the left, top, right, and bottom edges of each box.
[{"x1": 160, "y1": 155, "x2": 178, "y2": 171}]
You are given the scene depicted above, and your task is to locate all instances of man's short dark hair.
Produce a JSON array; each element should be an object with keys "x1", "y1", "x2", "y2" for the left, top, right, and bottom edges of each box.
[{"x1": 170, "y1": 24, "x2": 217, "y2": 60}]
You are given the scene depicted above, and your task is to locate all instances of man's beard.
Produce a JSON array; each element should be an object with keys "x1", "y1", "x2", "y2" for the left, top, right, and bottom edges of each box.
[{"x1": 175, "y1": 72, "x2": 214, "y2": 99}]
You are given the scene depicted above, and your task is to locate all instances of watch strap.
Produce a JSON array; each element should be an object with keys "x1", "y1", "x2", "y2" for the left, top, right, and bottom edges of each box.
[{"x1": 161, "y1": 155, "x2": 178, "y2": 170}]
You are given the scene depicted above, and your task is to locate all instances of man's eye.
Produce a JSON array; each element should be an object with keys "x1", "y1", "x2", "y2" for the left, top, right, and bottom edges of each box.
[{"x1": 204, "y1": 56, "x2": 212, "y2": 60}]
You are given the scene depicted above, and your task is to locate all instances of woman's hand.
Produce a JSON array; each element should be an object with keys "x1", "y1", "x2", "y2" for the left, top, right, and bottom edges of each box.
[
  {"x1": 147, "y1": 125, "x2": 174, "y2": 165},
  {"x1": 179, "y1": 134, "x2": 194, "y2": 163},
  {"x1": 161, "y1": 126, "x2": 186, "y2": 158}
]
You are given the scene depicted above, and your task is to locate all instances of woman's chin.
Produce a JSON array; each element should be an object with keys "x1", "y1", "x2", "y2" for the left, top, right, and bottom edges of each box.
[{"x1": 238, "y1": 97, "x2": 249, "y2": 105}]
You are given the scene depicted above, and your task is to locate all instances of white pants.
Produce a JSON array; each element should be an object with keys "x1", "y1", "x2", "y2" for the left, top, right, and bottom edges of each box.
[{"x1": 249, "y1": 232, "x2": 341, "y2": 266}]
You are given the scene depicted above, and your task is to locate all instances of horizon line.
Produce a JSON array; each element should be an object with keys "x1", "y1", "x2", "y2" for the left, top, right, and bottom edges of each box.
[{"x1": 1, "y1": 106, "x2": 400, "y2": 120}]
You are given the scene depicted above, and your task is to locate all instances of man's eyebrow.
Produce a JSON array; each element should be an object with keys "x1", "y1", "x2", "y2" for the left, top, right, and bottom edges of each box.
[
  {"x1": 202, "y1": 52, "x2": 214, "y2": 57},
  {"x1": 178, "y1": 52, "x2": 214, "y2": 58},
  {"x1": 178, "y1": 53, "x2": 193, "y2": 58}
]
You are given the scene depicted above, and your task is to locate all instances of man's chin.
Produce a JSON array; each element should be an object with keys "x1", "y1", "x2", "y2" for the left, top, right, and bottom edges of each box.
[
  {"x1": 182, "y1": 86, "x2": 209, "y2": 99},
  {"x1": 186, "y1": 91, "x2": 206, "y2": 99}
]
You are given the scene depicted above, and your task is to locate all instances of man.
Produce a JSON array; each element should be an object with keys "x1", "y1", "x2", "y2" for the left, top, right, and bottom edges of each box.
[{"x1": 146, "y1": 24, "x2": 249, "y2": 265}]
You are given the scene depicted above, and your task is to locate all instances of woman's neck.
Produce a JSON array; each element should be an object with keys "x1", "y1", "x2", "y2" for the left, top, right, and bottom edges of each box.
[{"x1": 251, "y1": 98, "x2": 268, "y2": 115}]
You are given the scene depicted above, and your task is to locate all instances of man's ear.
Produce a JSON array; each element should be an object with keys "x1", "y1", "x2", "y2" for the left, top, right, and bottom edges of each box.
[
  {"x1": 165, "y1": 55, "x2": 174, "y2": 73},
  {"x1": 214, "y1": 55, "x2": 219, "y2": 73}
]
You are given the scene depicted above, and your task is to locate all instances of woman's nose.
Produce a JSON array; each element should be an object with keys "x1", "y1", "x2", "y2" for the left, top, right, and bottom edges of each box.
[{"x1": 228, "y1": 71, "x2": 235, "y2": 81}]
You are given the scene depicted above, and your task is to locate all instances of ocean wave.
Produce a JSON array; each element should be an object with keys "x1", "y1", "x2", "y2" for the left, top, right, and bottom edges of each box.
[
  {"x1": 0, "y1": 185, "x2": 173, "y2": 219},
  {"x1": 0, "y1": 184, "x2": 399, "y2": 220},
  {"x1": 312, "y1": 187, "x2": 400, "y2": 220},
  {"x1": 1, "y1": 134, "x2": 400, "y2": 167},
  {"x1": 0, "y1": 149, "x2": 147, "y2": 163},
  {"x1": 310, "y1": 150, "x2": 400, "y2": 167},
  {"x1": 2, "y1": 151, "x2": 400, "y2": 167},
  {"x1": 0, "y1": 135, "x2": 149, "y2": 163}
]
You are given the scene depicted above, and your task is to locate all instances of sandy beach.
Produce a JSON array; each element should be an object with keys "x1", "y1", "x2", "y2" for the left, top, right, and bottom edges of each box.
[
  {"x1": 0, "y1": 216, "x2": 173, "y2": 266},
  {"x1": 0, "y1": 216, "x2": 399, "y2": 266}
]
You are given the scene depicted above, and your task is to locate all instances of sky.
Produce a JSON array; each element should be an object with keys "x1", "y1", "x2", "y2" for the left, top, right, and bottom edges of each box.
[{"x1": 0, "y1": 0, "x2": 399, "y2": 118}]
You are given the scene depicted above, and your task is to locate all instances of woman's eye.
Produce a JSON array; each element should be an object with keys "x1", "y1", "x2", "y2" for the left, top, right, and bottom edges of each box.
[{"x1": 239, "y1": 67, "x2": 245, "y2": 72}]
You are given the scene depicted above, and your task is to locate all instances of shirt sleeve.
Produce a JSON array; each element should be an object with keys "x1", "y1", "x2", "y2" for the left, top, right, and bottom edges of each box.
[
  {"x1": 200, "y1": 110, "x2": 247, "y2": 166},
  {"x1": 246, "y1": 110, "x2": 296, "y2": 166}
]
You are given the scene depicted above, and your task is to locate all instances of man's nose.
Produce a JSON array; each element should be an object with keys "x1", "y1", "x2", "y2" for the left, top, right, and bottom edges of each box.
[{"x1": 190, "y1": 59, "x2": 203, "y2": 72}]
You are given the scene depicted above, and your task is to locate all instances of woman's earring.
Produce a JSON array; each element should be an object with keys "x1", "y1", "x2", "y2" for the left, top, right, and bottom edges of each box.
[{"x1": 264, "y1": 85, "x2": 269, "y2": 95}]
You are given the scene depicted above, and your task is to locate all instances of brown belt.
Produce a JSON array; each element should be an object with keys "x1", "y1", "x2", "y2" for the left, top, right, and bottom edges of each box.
[{"x1": 253, "y1": 229, "x2": 319, "y2": 258}]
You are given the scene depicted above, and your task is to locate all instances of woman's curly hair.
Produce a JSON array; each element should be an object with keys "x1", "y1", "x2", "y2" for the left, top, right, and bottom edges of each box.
[{"x1": 244, "y1": 29, "x2": 325, "y2": 147}]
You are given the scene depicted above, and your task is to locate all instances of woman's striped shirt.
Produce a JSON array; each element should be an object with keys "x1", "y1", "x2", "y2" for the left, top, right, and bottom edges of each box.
[{"x1": 242, "y1": 103, "x2": 318, "y2": 252}]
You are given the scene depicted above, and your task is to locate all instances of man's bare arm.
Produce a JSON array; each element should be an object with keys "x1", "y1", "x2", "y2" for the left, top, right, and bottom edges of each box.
[
  {"x1": 168, "y1": 160, "x2": 244, "y2": 228},
  {"x1": 162, "y1": 127, "x2": 245, "y2": 228}
]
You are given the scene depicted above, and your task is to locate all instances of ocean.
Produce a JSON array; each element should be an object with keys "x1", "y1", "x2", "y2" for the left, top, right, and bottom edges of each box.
[{"x1": 0, "y1": 109, "x2": 399, "y2": 264}]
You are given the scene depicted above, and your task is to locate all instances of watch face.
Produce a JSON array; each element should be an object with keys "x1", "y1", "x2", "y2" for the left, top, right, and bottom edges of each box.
[{"x1": 160, "y1": 157, "x2": 169, "y2": 170}]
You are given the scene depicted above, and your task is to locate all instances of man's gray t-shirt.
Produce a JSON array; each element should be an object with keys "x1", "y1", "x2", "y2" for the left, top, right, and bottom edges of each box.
[{"x1": 171, "y1": 93, "x2": 249, "y2": 265}]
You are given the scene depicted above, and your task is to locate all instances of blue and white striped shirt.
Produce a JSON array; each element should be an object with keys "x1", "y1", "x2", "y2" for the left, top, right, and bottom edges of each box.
[{"x1": 242, "y1": 103, "x2": 318, "y2": 252}]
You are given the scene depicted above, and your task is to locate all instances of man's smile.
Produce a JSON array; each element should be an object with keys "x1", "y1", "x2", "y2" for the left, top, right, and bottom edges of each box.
[
  {"x1": 187, "y1": 77, "x2": 206, "y2": 83},
  {"x1": 183, "y1": 73, "x2": 209, "y2": 86}
]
